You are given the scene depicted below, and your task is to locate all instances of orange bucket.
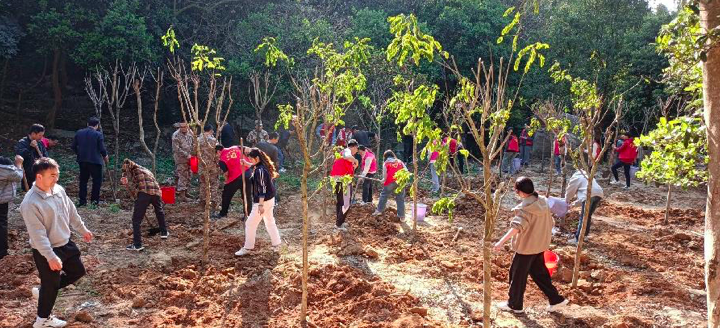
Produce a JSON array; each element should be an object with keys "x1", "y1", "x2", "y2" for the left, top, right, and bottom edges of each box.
[
  {"x1": 189, "y1": 156, "x2": 199, "y2": 173},
  {"x1": 161, "y1": 186, "x2": 176, "y2": 204},
  {"x1": 544, "y1": 250, "x2": 559, "y2": 277}
]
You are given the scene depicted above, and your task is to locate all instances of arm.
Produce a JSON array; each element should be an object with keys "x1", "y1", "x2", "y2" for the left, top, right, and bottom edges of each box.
[
  {"x1": 71, "y1": 133, "x2": 79, "y2": 155},
  {"x1": 565, "y1": 175, "x2": 580, "y2": 205},
  {"x1": 98, "y1": 133, "x2": 109, "y2": 160},
  {"x1": 21, "y1": 203, "x2": 60, "y2": 262},
  {"x1": 493, "y1": 228, "x2": 520, "y2": 250},
  {"x1": 360, "y1": 156, "x2": 372, "y2": 177}
]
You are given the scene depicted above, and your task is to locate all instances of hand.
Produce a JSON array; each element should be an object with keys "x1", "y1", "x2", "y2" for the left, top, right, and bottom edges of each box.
[
  {"x1": 83, "y1": 231, "x2": 94, "y2": 243},
  {"x1": 48, "y1": 258, "x2": 63, "y2": 271},
  {"x1": 493, "y1": 242, "x2": 504, "y2": 252},
  {"x1": 258, "y1": 205, "x2": 265, "y2": 215},
  {"x1": 14, "y1": 155, "x2": 23, "y2": 166},
  {"x1": 104, "y1": 156, "x2": 109, "y2": 164},
  {"x1": 30, "y1": 140, "x2": 38, "y2": 148},
  {"x1": 120, "y1": 177, "x2": 128, "y2": 185}
]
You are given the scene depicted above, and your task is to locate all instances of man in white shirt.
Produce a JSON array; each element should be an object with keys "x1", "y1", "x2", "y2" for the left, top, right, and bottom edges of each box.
[{"x1": 565, "y1": 169, "x2": 604, "y2": 244}]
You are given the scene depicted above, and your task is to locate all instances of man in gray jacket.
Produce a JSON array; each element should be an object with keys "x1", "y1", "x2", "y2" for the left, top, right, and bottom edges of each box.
[
  {"x1": 21, "y1": 158, "x2": 93, "y2": 328},
  {"x1": 0, "y1": 149, "x2": 24, "y2": 259}
]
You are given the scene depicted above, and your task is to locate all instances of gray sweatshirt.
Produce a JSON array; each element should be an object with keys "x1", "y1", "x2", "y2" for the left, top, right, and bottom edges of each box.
[{"x1": 20, "y1": 184, "x2": 90, "y2": 262}]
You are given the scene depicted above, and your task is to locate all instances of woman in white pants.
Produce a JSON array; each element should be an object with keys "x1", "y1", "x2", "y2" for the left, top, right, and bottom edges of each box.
[{"x1": 235, "y1": 148, "x2": 282, "y2": 256}]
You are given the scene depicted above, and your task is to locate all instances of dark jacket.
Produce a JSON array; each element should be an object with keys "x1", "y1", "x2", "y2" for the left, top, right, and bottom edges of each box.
[
  {"x1": 220, "y1": 124, "x2": 237, "y2": 148},
  {"x1": 15, "y1": 136, "x2": 48, "y2": 176},
  {"x1": 351, "y1": 130, "x2": 375, "y2": 147},
  {"x1": 251, "y1": 163, "x2": 275, "y2": 203},
  {"x1": 72, "y1": 127, "x2": 108, "y2": 165},
  {"x1": 256, "y1": 141, "x2": 280, "y2": 168}
]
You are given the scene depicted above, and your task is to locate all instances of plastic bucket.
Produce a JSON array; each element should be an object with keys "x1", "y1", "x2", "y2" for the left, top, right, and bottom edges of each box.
[
  {"x1": 412, "y1": 203, "x2": 428, "y2": 222},
  {"x1": 161, "y1": 186, "x2": 176, "y2": 204},
  {"x1": 189, "y1": 156, "x2": 199, "y2": 173},
  {"x1": 544, "y1": 250, "x2": 560, "y2": 277}
]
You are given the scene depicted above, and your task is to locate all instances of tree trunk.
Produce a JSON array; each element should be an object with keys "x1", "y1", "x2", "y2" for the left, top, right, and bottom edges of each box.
[
  {"x1": 546, "y1": 135, "x2": 556, "y2": 197},
  {"x1": 412, "y1": 134, "x2": 418, "y2": 231},
  {"x1": 0, "y1": 58, "x2": 8, "y2": 104},
  {"x1": 296, "y1": 123, "x2": 311, "y2": 325},
  {"x1": 665, "y1": 184, "x2": 672, "y2": 225},
  {"x1": 200, "y1": 141, "x2": 211, "y2": 265},
  {"x1": 481, "y1": 153, "x2": 495, "y2": 325},
  {"x1": 46, "y1": 49, "x2": 63, "y2": 130},
  {"x1": 700, "y1": 1, "x2": 720, "y2": 325},
  {"x1": 571, "y1": 172, "x2": 596, "y2": 287}
]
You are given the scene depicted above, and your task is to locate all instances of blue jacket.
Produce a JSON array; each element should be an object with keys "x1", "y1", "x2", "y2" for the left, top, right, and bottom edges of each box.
[{"x1": 72, "y1": 127, "x2": 108, "y2": 165}]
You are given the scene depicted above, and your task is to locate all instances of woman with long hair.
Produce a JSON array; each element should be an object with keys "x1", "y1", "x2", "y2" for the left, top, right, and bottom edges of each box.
[
  {"x1": 493, "y1": 176, "x2": 568, "y2": 313},
  {"x1": 235, "y1": 148, "x2": 282, "y2": 256}
]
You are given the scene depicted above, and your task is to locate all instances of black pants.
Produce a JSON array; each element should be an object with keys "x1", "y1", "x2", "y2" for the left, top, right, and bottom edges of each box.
[
  {"x1": 575, "y1": 196, "x2": 602, "y2": 241},
  {"x1": 508, "y1": 252, "x2": 564, "y2": 310},
  {"x1": 132, "y1": 192, "x2": 167, "y2": 247},
  {"x1": 78, "y1": 162, "x2": 103, "y2": 206},
  {"x1": 450, "y1": 154, "x2": 465, "y2": 174},
  {"x1": 32, "y1": 240, "x2": 86, "y2": 318},
  {"x1": 0, "y1": 203, "x2": 8, "y2": 259},
  {"x1": 335, "y1": 182, "x2": 349, "y2": 227},
  {"x1": 611, "y1": 161, "x2": 632, "y2": 187},
  {"x1": 362, "y1": 173, "x2": 375, "y2": 203},
  {"x1": 219, "y1": 172, "x2": 252, "y2": 217}
]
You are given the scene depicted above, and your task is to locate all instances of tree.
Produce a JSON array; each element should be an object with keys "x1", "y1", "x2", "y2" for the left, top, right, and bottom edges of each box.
[
  {"x1": 0, "y1": 16, "x2": 23, "y2": 102},
  {"x1": 132, "y1": 67, "x2": 165, "y2": 175}
]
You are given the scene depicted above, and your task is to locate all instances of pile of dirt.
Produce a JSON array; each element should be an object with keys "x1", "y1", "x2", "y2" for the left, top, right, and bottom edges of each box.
[
  {"x1": 595, "y1": 204, "x2": 704, "y2": 227},
  {"x1": 347, "y1": 203, "x2": 401, "y2": 236}
]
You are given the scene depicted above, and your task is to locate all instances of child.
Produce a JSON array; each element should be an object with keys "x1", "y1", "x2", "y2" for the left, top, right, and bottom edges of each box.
[
  {"x1": 330, "y1": 140, "x2": 359, "y2": 231},
  {"x1": 494, "y1": 176, "x2": 568, "y2": 313},
  {"x1": 0, "y1": 152, "x2": 24, "y2": 259},
  {"x1": 20, "y1": 157, "x2": 93, "y2": 328},
  {"x1": 120, "y1": 159, "x2": 168, "y2": 251},
  {"x1": 372, "y1": 150, "x2": 407, "y2": 220},
  {"x1": 235, "y1": 148, "x2": 282, "y2": 256},
  {"x1": 357, "y1": 145, "x2": 377, "y2": 204}
]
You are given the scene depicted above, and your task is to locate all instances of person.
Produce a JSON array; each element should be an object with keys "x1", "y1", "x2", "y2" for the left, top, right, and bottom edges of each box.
[
  {"x1": 330, "y1": 140, "x2": 359, "y2": 231},
  {"x1": 553, "y1": 135, "x2": 567, "y2": 175},
  {"x1": 0, "y1": 151, "x2": 23, "y2": 260},
  {"x1": 501, "y1": 128, "x2": 520, "y2": 175},
  {"x1": 220, "y1": 122, "x2": 237, "y2": 148},
  {"x1": 276, "y1": 126, "x2": 293, "y2": 171},
  {"x1": 428, "y1": 145, "x2": 440, "y2": 194},
  {"x1": 234, "y1": 148, "x2": 282, "y2": 256},
  {"x1": 215, "y1": 145, "x2": 253, "y2": 219},
  {"x1": 71, "y1": 117, "x2": 109, "y2": 207},
  {"x1": 257, "y1": 133, "x2": 282, "y2": 200},
  {"x1": 357, "y1": 145, "x2": 377, "y2": 204},
  {"x1": 519, "y1": 125, "x2": 533, "y2": 166},
  {"x1": 247, "y1": 120, "x2": 269, "y2": 146},
  {"x1": 493, "y1": 176, "x2": 568, "y2": 314},
  {"x1": 350, "y1": 125, "x2": 376, "y2": 148},
  {"x1": 373, "y1": 150, "x2": 407, "y2": 219},
  {"x1": 15, "y1": 124, "x2": 49, "y2": 189},
  {"x1": 610, "y1": 132, "x2": 638, "y2": 189},
  {"x1": 565, "y1": 169, "x2": 604, "y2": 244},
  {"x1": 444, "y1": 136, "x2": 465, "y2": 174},
  {"x1": 172, "y1": 122, "x2": 194, "y2": 202},
  {"x1": 120, "y1": 159, "x2": 169, "y2": 251},
  {"x1": 20, "y1": 158, "x2": 93, "y2": 328},
  {"x1": 197, "y1": 125, "x2": 220, "y2": 210},
  {"x1": 316, "y1": 122, "x2": 336, "y2": 146},
  {"x1": 40, "y1": 136, "x2": 59, "y2": 152},
  {"x1": 335, "y1": 123, "x2": 351, "y2": 148}
]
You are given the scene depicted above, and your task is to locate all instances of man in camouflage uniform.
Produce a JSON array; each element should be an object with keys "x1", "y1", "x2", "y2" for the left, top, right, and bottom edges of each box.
[
  {"x1": 246, "y1": 120, "x2": 269, "y2": 146},
  {"x1": 172, "y1": 122, "x2": 194, "y2": 201},
  {"x1": 197, "y1": 125, "x2": 220, "y2": 210}
]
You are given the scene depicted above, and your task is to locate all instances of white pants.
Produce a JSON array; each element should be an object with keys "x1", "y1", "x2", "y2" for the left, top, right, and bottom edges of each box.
[{"x1": 243, "y1": 198, "x2": 281, "y2": 249}]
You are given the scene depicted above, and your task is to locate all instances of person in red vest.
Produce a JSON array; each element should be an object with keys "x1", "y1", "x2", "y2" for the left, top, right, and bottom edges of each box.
[
  {"x1": 519, "y1": 124, "x2": 533, "y2": 167},
  {"x1": 331, "y1": 140, "x2": 359, "y2": 231},
  {"x1": 502, "y1": 128, "x2": 520, "y2": 175},
  {"x1": 357, "y1": 145, "x2": 377, "y2": 204},
  {"x1": 372, "y1": 150, "x2": 407, "y2": 219},
  {"x1": 443, "y1": 136, "x2": 465, "y2": 174},
  {"x1": 553, "y1": 135, "x2": 568, "y2": 175},
  {"x1": 215, "y1": 144, "x2": 253, "y2": 220},
  {"x1": 610, "y1": 132, "x2": 638, "y2": 189},
  {"x1": 335, "y1": 123, "x2": 351, "y2": 148}
]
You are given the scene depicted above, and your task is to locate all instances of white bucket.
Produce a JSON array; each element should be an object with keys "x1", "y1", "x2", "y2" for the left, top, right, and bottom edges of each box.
[{"x1": 412, "y1": 203, "x2": 428, "y2": 222}]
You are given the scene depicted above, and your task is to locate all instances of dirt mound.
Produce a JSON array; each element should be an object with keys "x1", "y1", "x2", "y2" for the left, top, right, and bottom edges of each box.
[
  {"x1": 595, "y1": 204, "x2": 703, "y2": 227},
  {"x1": 347, "y1": 203, "x2": 400, "y2": 236}
]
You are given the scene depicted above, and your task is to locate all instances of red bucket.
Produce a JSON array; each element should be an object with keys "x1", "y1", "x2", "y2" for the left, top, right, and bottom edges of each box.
[
  {"x1": 544, "y1": 250, "x2": 559, "y2": 277},
  {"x1": 161, "y1": 186, "x2": 176, "y2": 204},
  {"x1": 189, "y1": 156, "x2": 199, "y2": 173}
]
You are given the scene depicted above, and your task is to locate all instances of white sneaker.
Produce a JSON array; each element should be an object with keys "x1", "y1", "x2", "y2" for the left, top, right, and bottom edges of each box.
[
  {"x1": 33, "y1": 315, "x2": 67, "y2": 328},
  {"x1": 335, "y1": 224, "x2": 348, "y2": 232},
  {"x1": 234, "y1": 248, "x2": 252, "y2": 256},
  {"x1": 160, "y1": 231, "x2": 170, "y2": 239},
  {"x1": 567, "y1": 238, "x2": 578, "y2": 245},
  {"x1": 32, "y1": 286, "x2": 39, "y2": 300},
  {"x1": 609, "y1": 179, "x2": 621, "y2": 185},
  {"x1": 496, "y1": 301, "x2": 524, "y2": 314},
  {"x1": 547, "y1": 299, "x2": 569, "y2": 312},
  {"x1": 372, "y1": 211, "x2": 382, "y2": 217}
]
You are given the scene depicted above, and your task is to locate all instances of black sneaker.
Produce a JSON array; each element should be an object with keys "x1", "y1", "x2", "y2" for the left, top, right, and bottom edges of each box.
[
  {"x1": 160, "y1": 232, "x2": 170, "y2": 239},
  {"x1": 211, "y1": 213, "x2": 226, "y2": 220},
  {"x1": 126, "y1": 244, "x2": 145, "y2": 251}
]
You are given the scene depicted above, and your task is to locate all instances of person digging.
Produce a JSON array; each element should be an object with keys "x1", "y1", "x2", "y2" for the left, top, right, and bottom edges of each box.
[{"x1": 120, "y1": 159, "x2": 169, "y2": 251}]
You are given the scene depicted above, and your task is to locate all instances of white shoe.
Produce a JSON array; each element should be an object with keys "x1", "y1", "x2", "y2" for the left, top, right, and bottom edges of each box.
[
  {"x1": 567, "y1": 238, "x2": 578, "y2": 245},
  {"x1": 372, "y1": 211, "x2": 382, "y2": 217},
  {"x1": 160, "y1": 231, "x2": 170, "y2": 239},
  {"x1": 547, "y1": 299, "x2": 569, "y2": 312},
  {"x1": 622, "y1": 185, "x2": 630, "y2": 190},
  {"x1": 32, "y1": 286, "x2": 39, "y2": 300},
  {"x1": 335, "y1": 224, "x2": 348, "y2": 232},
  {"x1": 496, "y1": 301, "x2": 524, "y2": 314},
  {"x1": 33, "y1": 315, "x2": 67, "y2": 328},
  {"x1": 234, "y1": 248, "x2": 252, "y2": 256},
  {"x1": 609, "y1": 179, "x2": 621, "y2": 185}
]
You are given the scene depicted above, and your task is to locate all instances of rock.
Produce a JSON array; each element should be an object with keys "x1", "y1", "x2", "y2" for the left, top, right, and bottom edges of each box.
[
  {"x1": 151, "y1": 251, "x2": 172, "y2": 267},
  {"x1": 409, "y1": 307, "x2": 428, "y2": 317},
  {"x1": 470, "y1": 309, "x2": 484, "y2": 321},
  {"x1": 577, "y1": 279, "x2": 593, "y2": 293},
  {"x1": 441, "y1": 260, "x2": 457, "y2": 270},
  {"x1": 131, "y1": 297, "x2": 145, "y2": 308},
  {"x1": 673, "y1": 232, "x2": 692, "y2": 242},
  {"x1": 590, "y1": 270, "x2": 606, "y2": 282},
  {"x1": 75, "y1": 310, "x2": 94, "y2": 323},
  {"x1": 559, "y1": 268, "x2": 573, "y2": 283},
  {"x1": 579, "y1": 270, "x2": 592, "y2": 280},
  {"x1": 364, "y1": 248, "x2": 379, "y2": 259}
]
